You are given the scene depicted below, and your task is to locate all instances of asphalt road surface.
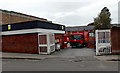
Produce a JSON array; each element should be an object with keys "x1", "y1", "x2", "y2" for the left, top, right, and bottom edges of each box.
[
  {"x1": 2, "y1": 48, "x2": 119, "y2": 71},
  {"x1": 2, "y1": 58, "x2": 118, "y2": 71},
  {"x1": 52, "y1": 48, "x2": 95, "y2": 57}
]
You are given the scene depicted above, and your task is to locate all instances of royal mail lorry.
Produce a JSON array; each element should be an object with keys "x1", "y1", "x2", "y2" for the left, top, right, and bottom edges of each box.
[{"x1": 69, "y1": 31, "x2": 89, "y2": 47}]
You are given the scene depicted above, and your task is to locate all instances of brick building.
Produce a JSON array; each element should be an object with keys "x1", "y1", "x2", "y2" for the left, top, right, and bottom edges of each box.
[
  {"x1": 0, "y1": 9, "x2": 49, "y2": 25},
  {"x1": 1, "y1": 9, "x2": 65, "y2": 54},
  {"x1": 111, "y1": 24, "x2": 120, "y2": 54},
  {"x1": 2, "y1": 20, "x2": 65, "y2": 54}
]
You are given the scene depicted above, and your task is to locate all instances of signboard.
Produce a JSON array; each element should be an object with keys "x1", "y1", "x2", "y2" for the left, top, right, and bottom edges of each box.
[{"x1": 8, "y1": 25, "x2": 11, "y2": 30}]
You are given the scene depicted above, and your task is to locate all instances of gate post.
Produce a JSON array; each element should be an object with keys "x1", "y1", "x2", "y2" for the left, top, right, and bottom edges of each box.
[{"x1": 95, "y1": 30, "x2": 100, "y2": 55}]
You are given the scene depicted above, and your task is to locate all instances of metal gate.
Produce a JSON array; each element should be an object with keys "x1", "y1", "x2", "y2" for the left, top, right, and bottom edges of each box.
[
  {"x1": 95, "y1": 30, "x2": 111, "y2": 55},
  {"x1": 38, "y1": 33, "x2": 55, "y2": 54}
]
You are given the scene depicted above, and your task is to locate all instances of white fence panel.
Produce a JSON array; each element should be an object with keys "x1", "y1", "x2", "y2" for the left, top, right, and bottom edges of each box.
[{"x1": 95, "y1": 30, "x2": 111, "y2": 55}]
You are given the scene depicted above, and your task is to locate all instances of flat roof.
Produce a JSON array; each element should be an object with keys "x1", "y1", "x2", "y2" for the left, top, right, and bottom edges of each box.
[
  {"x1": 112, "y1": 24, "x2": 120, "y2": 27},
  {"x1": 65, "y1": 26, "x2": 94, "y2": 31},
  {"x1": 2, "y1": 20, "x2": 65, "y2": 31}
]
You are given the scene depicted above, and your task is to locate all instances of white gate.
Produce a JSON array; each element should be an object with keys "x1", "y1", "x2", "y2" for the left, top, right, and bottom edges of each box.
[
  {"x1": 95, "y1": 30, "x2": 111, "y2": 55},
  {"x1": 38, "y1": 33, "x2": 55, "y2": 54}
]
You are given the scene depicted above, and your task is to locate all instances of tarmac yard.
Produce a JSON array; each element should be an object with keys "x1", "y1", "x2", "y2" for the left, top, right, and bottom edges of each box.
[{"x1": 2, "y1": 48, "x2": 119, "y2": 71}]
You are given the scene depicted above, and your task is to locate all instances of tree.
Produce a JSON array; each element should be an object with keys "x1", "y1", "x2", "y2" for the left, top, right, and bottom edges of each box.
[{"x1": 94, "y1": 7, "x2": 112, "y2": 30}]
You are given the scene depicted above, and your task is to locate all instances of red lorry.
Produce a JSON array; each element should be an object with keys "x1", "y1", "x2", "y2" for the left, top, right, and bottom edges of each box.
[{"x1": 69, "y1": 31, "x2": 89, "y2": 48}]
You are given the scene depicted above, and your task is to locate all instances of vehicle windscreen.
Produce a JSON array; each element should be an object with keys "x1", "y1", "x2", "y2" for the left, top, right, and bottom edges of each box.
[{"x1": 70, "y1": 34, "x2": 83, "y2": 39}]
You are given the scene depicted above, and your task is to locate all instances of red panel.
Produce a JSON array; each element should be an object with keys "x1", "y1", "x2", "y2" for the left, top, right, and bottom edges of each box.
[
  {"x1": 2, "y1": 33, "x2": 38, "y2": 53},
  {"x1": 40, "y1": 47, "x2": 47, "y2": 52},
  {"x1": 39, "y1": 35, "x2": 47, "y2": 44},
  {"x1": 72, "y1": 31, "x2": 84, "y2": 33},
  {"x1": 87, "y1": 38, "x2": 95, "y2": 48},
  {"x1": 87, "y1": 32, "x2": 95, "y2": 48},
  {"x1": 55, "y1": 34, "x2": 64, "y2": 49}
]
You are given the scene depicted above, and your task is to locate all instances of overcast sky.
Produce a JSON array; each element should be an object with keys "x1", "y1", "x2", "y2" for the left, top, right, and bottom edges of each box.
[{"x1": 0, "y1": 0, "x2": 119, "y2": 26}]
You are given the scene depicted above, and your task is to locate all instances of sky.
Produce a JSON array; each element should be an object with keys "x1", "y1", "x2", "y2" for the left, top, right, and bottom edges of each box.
[{"x1": 0, "y1": 0, "x2": 119, "y2": 26}]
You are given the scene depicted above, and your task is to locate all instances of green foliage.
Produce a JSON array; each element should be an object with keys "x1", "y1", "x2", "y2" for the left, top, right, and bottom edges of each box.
[{"x1": 94, "y1": 7, "x2": 112, "y2": 30}]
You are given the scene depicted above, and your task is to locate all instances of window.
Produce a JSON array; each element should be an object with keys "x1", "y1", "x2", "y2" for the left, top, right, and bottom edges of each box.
[
  {"x1": 89, "y1": 32, "x2": 95, "y2": 37},
  {"x1": 70, "y1": 34, "x2": 84, "y2": 39},
  {"x1": 98, "y1": 32, "x2": 110, "y2": 43}
]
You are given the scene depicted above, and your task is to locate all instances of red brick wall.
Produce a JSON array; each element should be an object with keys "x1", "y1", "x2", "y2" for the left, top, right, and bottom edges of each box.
[
  {"x1": 111, "y1": 27, "x2": 120, "y2": 54},
  {"x1": 2, "y1": 33, "x2": 38, "y2": 53}
]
